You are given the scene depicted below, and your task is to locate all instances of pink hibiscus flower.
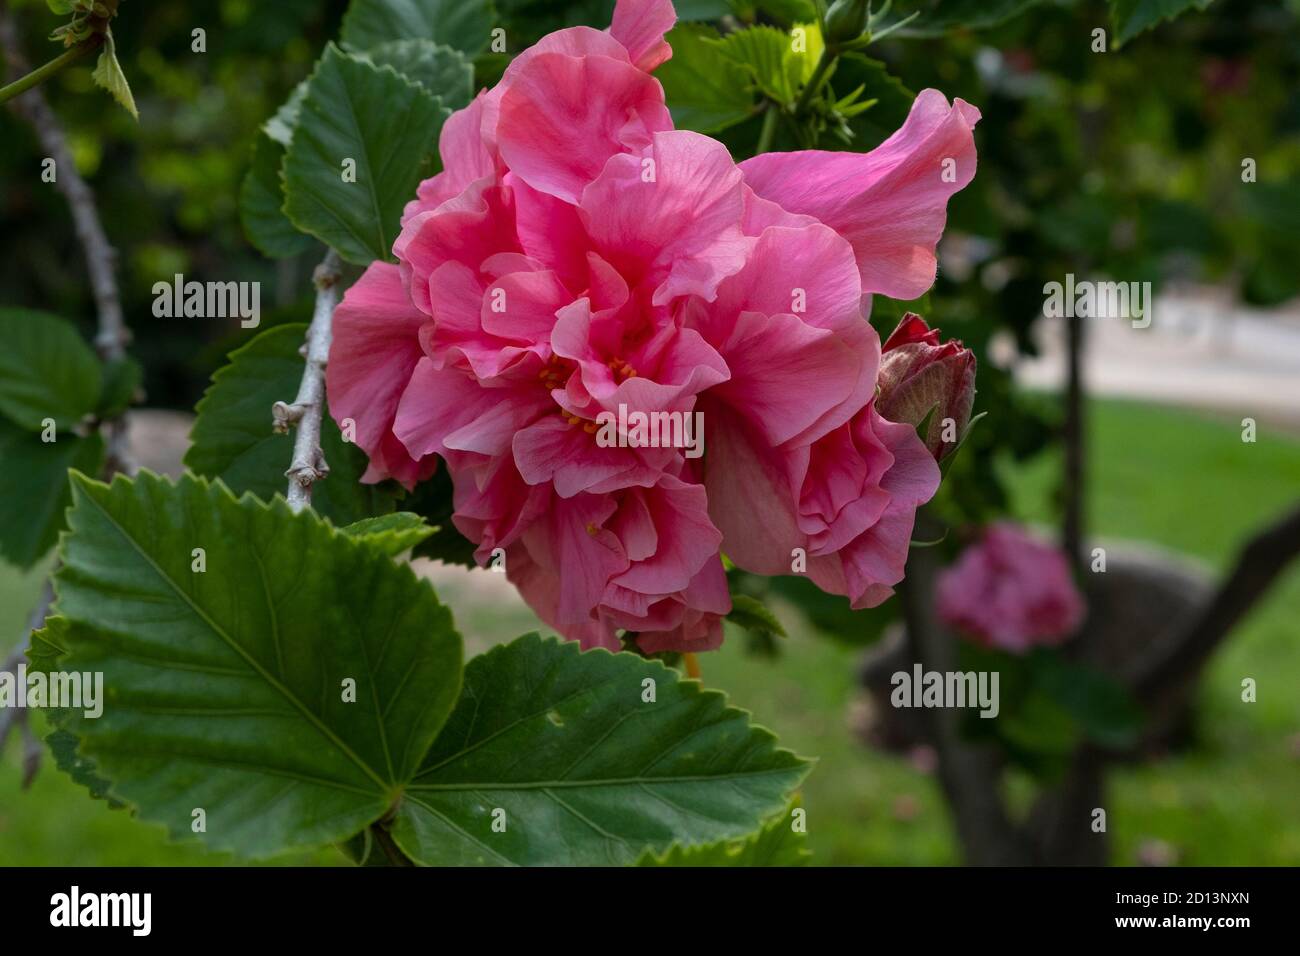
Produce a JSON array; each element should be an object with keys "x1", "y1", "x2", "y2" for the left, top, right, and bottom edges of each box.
[
  {"x1": 326, "y1": 0, "x2": 980, "y2": 652},
  {"x1": 936, "y1": 524, "x2": 1086, "y2": 653}
]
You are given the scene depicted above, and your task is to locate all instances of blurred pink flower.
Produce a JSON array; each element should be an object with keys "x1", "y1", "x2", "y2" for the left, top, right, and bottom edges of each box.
[
  {"x1": 326, "y1": 0, "x2": 980, "y2": 651},
  {"x1": 936, "y1": 523, "x2": 1085, "y2": 653}
]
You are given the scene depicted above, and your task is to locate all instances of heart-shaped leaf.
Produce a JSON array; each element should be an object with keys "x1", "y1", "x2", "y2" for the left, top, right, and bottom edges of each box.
[
  {"x1": 390, "y1": 633, "x2": 811, "y2": 865},
  {"x1": 51, "y1": 471, "x2": 464, "y2": 859},
  {"x1": 281, "y1": 44, "x2": 449, "y2": 265}
]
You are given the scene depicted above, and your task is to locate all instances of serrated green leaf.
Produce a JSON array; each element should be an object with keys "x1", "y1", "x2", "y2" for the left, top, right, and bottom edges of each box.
[
  {"x1": 339, "y1": 512, "x2": 435, "y2": 556},
  {"x1": 183, "y1": 323, "x2": 393, "y2": 526},
  {"x1": 390, "y1": 633, "x2": 811, "y2": 865},
  {"x1": 90, "y1": 28, "x2": 137, "y2": 120},
  {"x1": 637, "y1": 802, "x2": 810, "y2": 865},
  {"x1": 27, "y1": 617, "x2": 69, "y2": 674},
  {"x1": 340, "y1": 0, "x2": 495, "y2": 56},
  {"x1": 1108, "y1": 0, "x2": 1215, "y2": 44},
  {"x1": 656, "y1": 25, "x2": 757, "y2": 134},
  {"x1": 281, "y1": 45, "x2": 449, "y2": 265},
  {"x1": 52, "y1": 470, "x2": 464, "y2": 859},
  {"x1": 240, "y1": 131, "x2": 314, "y2": 259},
  {"x1": 0, "y1": 308, "x2": 102, "y2": 432},
  {"x1": 47, "y1": 728, "x2": 126, "y2": 809},
  {"x1": 727, "y1": 594, "x2": 788, "y2": 639},
  {"x1": 358, "y1": 39, "x2": 474, "y2": 110},
  {"x1": 265, "y1": 81, "x2": 308, "y2": 148},
  {"x1": 715, "y1": 25, "x2": 805, "y2": 105},
  {"x1": 0, "y1": 418, "x2": 104, "y2": 568}
]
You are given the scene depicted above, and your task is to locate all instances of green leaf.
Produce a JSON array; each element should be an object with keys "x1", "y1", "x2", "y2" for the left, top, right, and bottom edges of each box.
[
  {"x1": 358, "y1": 39, "x2": 474, "y2": 110},
  {"x1": 240, "y1": 131, "x2": 314, "y2": 259},
  {"x1": 637, "y1": 802, "x2": 810, "y2": 865},
  {"x1": 46, "y1": 1, "x2": 76, "y2": 14},
  {"x1": 340, "y1": 0, "x2": 495, "y2": 56},
  {"x1": 94, "y1": 356, "x2": 143, "y2": 419},
  {"x1": 838, "y1": 54, "x2": 915, "y2": 149},
  {"x1": 27, "y1": 616, "x2": 69, "y2": 674},
  {"x1": 339, "y1": 512, "x2": 436, "y2": 556},
  {"x1": 52, "y1": 470, "x2": 464, "y2": 859},
  {"x1": 1108, "y1": 0, "x2": 1215, "y2": 44},
  {"x1": 47, "y1": 728, "x2": 126, "y2": 809},
  {"x1": 727, "y1": 594, "x2": 787, "y2": 639},
  {"x1": 389, "y1": 633, "x2": 811, "y2": 865},
  {"x1": 184, "y1": 323, "x2": 393, "y2": 526},
  {"x1": 676, "y1": 0, "x2": 731, "y2": 18},
  {"x1": 0, "y1": 308, "x2": 102, "y2": 432},
  {"x1": 281, "y1": 45, "x2": 449, "y2": 265},
  {"x1": 265, "y1": 81, "x2": 308, "y2": 148},
  {"x1": 0, "y1": 418, "x2": 104, "y2": 568},
  {"x1": 90, "y1": 28, "x2": 138, "y2": 120},
  {"x1": 715, "y1": 25, "x2": 806, "y2": 106},
  {"x1": 885, "y1": 0, "x2": 1049, "y2": 37},
  {"x1": 656, "y1": 25, "x2": 757, "y2": 134}
]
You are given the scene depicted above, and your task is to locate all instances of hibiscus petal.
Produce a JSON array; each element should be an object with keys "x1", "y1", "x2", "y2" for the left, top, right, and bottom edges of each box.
[
  {"x1": 326, "y1": 262, "x2": 437, "y2": 488},
  {"x1": 609, "y1": 0, "x2": 676, "y2": 72},
  {"x1": 580, "y1": 130, "x2": 748, "y2": 304},
  {"x1": 497, "y1": 52, "x2": 672, "y2": 204},
  {"x1": 738, "y1": 90, "x2": 980, "y2": 299}
]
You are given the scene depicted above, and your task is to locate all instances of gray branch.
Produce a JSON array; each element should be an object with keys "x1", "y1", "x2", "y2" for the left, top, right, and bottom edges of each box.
[{"x1": 274, "y1": 249, "x2": 342, "y2": 512}]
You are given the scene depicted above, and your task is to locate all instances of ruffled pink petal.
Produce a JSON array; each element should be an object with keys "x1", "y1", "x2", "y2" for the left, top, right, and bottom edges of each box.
[
  {"x1": 393, "y1": 357, "x2": 550, "y2": 462},
  {"x1": 609, "y1": 0, "x2": 676, "y2": 72},
  {"x1": 326, "y1": 262, "x2": 438, "y2": 489},
  {"x1": 708, "y1": 223, "x2": 864, "y2": 333},
  {"x1": 496, "y1": 52, "x2": 672, "y2": 204},
  {"x1": 738, "y1": 90, "x2": 980, "y2": 299},
  {"x1": 395, "y1": 177, "x2": 521, "y2": 316},
  {"x1": 608, "y1": 476, "x2": 721, "y2": 594},
  {"x1": 512, "y1": 414, "x2": 672, "y2": 497},
  {"x1": 700, "y1": 309, "x2": 868, "y2": 447},
  {"x1": 580, "y1": 130, "x2": 748, "y2": 305},
  {"x1": 700, "y1": 402, "x2": 804, "y2": 575}
]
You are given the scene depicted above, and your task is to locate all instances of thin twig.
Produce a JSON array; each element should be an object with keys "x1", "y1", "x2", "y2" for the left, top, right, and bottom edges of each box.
[
  {"x1": 274, "y1": 249, "x2": 343, "y2": 512},
  {"x1": 1, "y1": 3, "x2": 136, "y2": 785},
  {"x1": 0, "y1": 2, "x2": 135, "y2": 478}
]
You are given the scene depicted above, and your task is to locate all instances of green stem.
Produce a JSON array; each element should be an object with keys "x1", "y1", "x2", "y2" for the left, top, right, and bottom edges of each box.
[
  {"x1": 792, "y1": 45, "x2": 837, "y2": 119},
  {"x1": 755, "y1": 104, "x2": 780, "y2": 155},
  {"x1": 0, "y1": 36, "x2": 101, "y2": 106}
]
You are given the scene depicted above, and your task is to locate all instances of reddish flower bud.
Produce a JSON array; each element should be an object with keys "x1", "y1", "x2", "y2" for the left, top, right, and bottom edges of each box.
[{"x1": 876, "y1": 313, "x2": 976, "y2": 461}]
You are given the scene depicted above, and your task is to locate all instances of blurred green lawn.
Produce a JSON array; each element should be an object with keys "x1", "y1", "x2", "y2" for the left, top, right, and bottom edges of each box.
[{"x1": 1, "y1": 398, "x2": 1297, "y2": 865}]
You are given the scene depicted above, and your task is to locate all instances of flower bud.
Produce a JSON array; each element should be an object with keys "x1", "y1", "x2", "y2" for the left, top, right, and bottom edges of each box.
[
  {"x1": 876, "y1": 313, "x2": 976, "y2": 461},
  {"x1": 823, "y1": 0, "x2": 870, "y2": 46}
]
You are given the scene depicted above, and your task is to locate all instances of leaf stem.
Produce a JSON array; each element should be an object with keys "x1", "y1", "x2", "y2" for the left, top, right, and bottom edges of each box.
[
  {"x1": 755, "y1": 103, "x2": 779, "y2": 155},
  {"x1": 792, "y1": 45, "x2": 836, "y2": 119},
  {"x1": 0, "y1": 35, "x2": 100, "y2": 106}
]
